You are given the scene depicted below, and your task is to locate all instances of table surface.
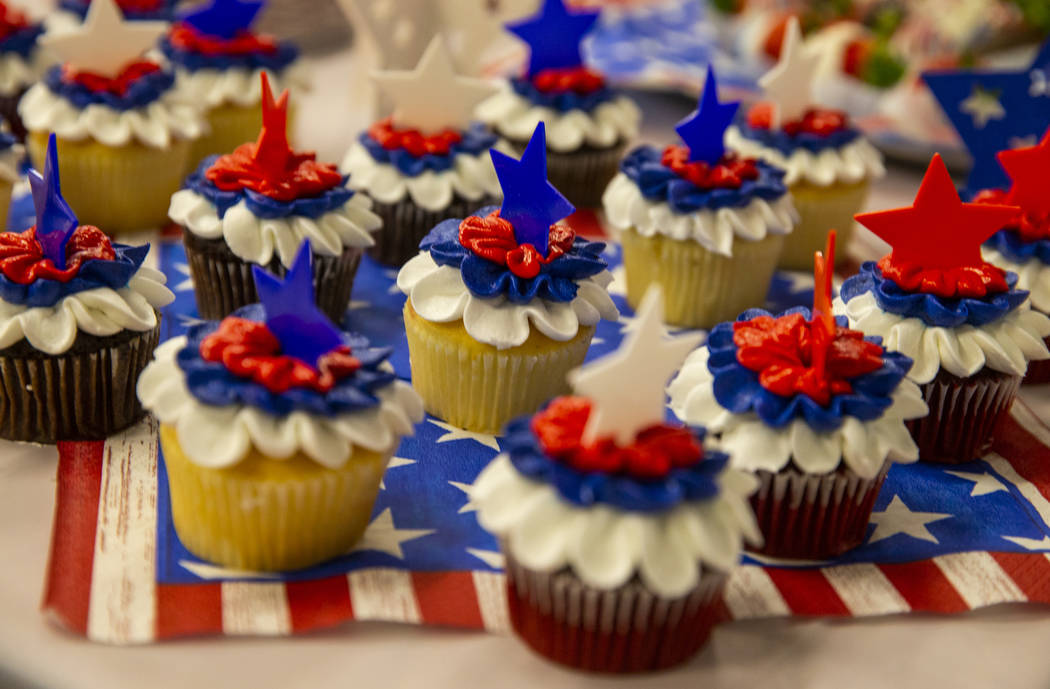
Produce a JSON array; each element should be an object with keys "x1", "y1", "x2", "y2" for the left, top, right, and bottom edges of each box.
[{"x1": 5, "y1": 18, "x2": 1050, "y2": 689}]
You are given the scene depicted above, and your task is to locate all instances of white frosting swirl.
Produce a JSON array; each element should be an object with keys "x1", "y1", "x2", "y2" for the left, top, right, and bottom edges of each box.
[
  {"x1": 725, "y1": 126, "x2": 885, "y2": 187},
  {"x1": 18, "y1": 80, "x2": 206, "y2": 149},
  {"x1": 475, "y1": 87, "x2": 640, "y2": 153},
  {"x1": 668, "y1": 347, "x2": 927, "y2": 479},
  {"x1": 137, "y1": 337, "x2": 424, "y2": 469},
  {"x1": 602, "y1": 172, "x2": 797, "y2": 257},
  {"x1": 983, "y1": 247, "x2": 1050, "y2": 315},
  {"x1": 835, "y1": 291, "x2": 1050, "y2": 383},
  {"x1": 340, "y1": 139, "x2": 508, "y2": 212},
  {"x1": 397, "y1": 251, "x2": 619, "y2": 350},
  {"x1": 168, "y1": 188, "x2": 381, "y2": 268},
  {"x1": 0, "y1": 265, "x2": 174, "y2": 355},
  {"x1": 0, "y1": 49, "x2": 41, "y2": 94},
  {"x1": 471, "y1": 453, "x2": 761, "y2": 598},
  {"x1": 168, "y1": 63, "x2": 309, "y2": 109}
]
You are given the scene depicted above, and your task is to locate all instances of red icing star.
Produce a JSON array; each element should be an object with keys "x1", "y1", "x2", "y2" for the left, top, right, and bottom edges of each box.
[
  {"x1": 973, "y1": 188, "x2": 1050, "y2": 243},
  {"x1": 998, "y1": 126, "x2": 1050, "y2": 218},
  {"x1": 531, "y1": 66, "x2": 606, "y2": 95},
  {"x1": 458, "y1": 210, "x2": 574, "y2": 279},
  {"x1": 368, "y1": 118, "x2": 463, "y2": 158},
  {"x1": 747, "y1": 102, "x2": 850, "y2": 137},
  {"x1": 0, "y1": 226, "x2": 115, "y2": 285},
  {"x1": 661, "y1": 146, "x2": 759, "y2": 189},
  {"x1": 855, "y1": 154, "x2": 1019, "y2": 298}
]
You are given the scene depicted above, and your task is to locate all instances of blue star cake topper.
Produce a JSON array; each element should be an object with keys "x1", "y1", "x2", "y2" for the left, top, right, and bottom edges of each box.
[
  {"x1": 924, "y1": 40, "x2": 1050, "y2": 193},
  {"x1": 490, "y1": 123, "x2": 575, "y2": 256},
  {"x1": 28, "y1": 134, "x2": 79, "y2": 270},
  {"x1": 506, "y1": 0, "x2": 600, "y2": 77},
  {"x1": 674, "y1": 65, "x2": 739, "y2": 164},
  {"x1": 179, "y1": 0, "x2": 264, "y2": 40},
  {"x1": 252, "y1": 241, "x2": 344, "y2": 367}
]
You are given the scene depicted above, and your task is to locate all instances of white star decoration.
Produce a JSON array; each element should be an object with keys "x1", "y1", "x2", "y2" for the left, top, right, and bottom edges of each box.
[
  {"x1": 568, "y1": 287, "x2": 704, "y2": 445},
  {"x1": 379, "y1": 456, "x2": 416, "y2": 489},
  {"x1": 41, "y1": 0, "x2": 167, "y2": 79},
  {"x1": 868, "y1": 495, "x2": 952, "y2": 545},
  {"x1": 373, "y1": 36, "x2": 498, "y2": 135},
  {"x1": 758, "y1": 16, "x2": 823, "y2": 127},
  {"x1": 960, "y1": 85, "x2": 1006, "y2": 129},
  {"x1": 429, "y1": 419, "x2": 500, "y2": 451},
  {"x1": 945, "y1": 469, "x2": 1007, "y2": 498},
  {"x1": 351, "y1": 507, "x2": 434, "y2": 559}
]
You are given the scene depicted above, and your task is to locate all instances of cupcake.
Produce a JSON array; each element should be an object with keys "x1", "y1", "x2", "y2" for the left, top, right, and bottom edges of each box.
[
  {"x1": 725, "y1": 17, "x2": 884, "y2": 270},
  {"x1": 837, "y1": 155, "x2": 1050, "y2": 464},
  {"x1": 977, "y1": 130, "x2": 1050, "y2": 383},
  {"x1": 603, "y1": 66, "x2": 797, "y2": 330},
  {"x1": 341, "y1": 37, "x2": 505, "y2": 267},
  {"x1": 472, "y1": 288, "x2": 760, "y2": 673},
  {"x1": 169, "y1": 73, "x2": 379, "y2": 322},
  {"x1": 670, "y1": 232, "x2": 928, "y2": 559},
  {"x1": 475, "y1": 0, "x2": 640, "y2": 209},
  {"x1": 22, "y1": 0, "x2": 204, "y2": 235},
  {"x1": 0, "y1": 134, "x2": 173, "y2": 442},
  {"x1": 138, "y1": 241, "x2": 423, "y2": 571},
  {"x1": 0, "y1": 3, "x2": 44, "y2": 141},
  {"x1": 397, "y1": 123, "x2": 618, "y2": 434},
  {"x1": 158, "y1": 0, "x2": 307, "y2": 167}
]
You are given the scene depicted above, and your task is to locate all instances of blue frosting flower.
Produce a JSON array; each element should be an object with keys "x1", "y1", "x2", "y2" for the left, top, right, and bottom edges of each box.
[
  {"x1": 159, "y1": 36, "x2": 299, "y2": 74},
  {"x1": 503, "y1": 412, "x2": 727, "y2": 513},
  {"x1": 43, "y1": 64, "x2": 174, "y2": 112},
  {"x1": 358, "y1": 122, "x2": 498, "y2": 177},
  {"x1": 840, "y1": 261, "x2": 1029, "y2": 328},
  {"x1": 733, "y1": 119, "x2": 860, "y2": 155},
  {"x1": 510, "y1": 76, "x2": 616, "y2": 113},
  {"x1": 183, "y1": 155, "x2": 356, "y2": 220},
  {"x1": 177, "y1": 303, "x2": 397, "y2": 417},
  {"x1": 706, "y1": 307, "x2": 915, "y2": 433},
  {"x1": 620, "y1": 145, "x2": 789, "y2": 214},
  {"x1": 985, "y1": 228, "x2": 1050, "y2": 267},
  {"x1": 60, "y1": 0, "x2": 176, "y2": 21},
  {"x1": 0, "y1": 23, "x2": 42, "y2": 58},
  {"x1": 420, "y1": 206, "x2": 608, "y2": 304},
  {"x1": 0, "y1": 242, "x2": 148, "y2": 308}
]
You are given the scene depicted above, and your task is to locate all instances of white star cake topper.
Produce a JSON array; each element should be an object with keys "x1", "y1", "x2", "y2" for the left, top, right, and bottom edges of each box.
[
  {"x1": 41, "y1": 0, "x2": 167, "y2": 79},
  {"x1": 372, "y1": 36, "x2": 498, "y2": 135},
  {"x1": 758, "y1": 16, "x2": 823, "y2": 127},
  {"x1": 568, "y1": 287, "x2": 704, "y2": 446}
]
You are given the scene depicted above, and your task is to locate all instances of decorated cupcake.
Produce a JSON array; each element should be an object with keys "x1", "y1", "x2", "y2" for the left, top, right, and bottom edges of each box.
[
  {"x1": 0, "y1": 135, "x2": 173, "y2": 442},
  {"x1": 138, "y1": 241, "x2": 422, "y2": 571},
  {"x1": 158, "y1": 0, "x2": 306, "y2": 166},
  {"x1": 341, "y1": 37, "x2": 505, "y2": 267},
  {"x1": 169, "y1": 73, "x2": 379, "y2": 322},
  {"x1": 397, "y1": 123, "x2": 618, "y2": 434},
  {"x1": 603, "y1": 66, "x2": 796, "y2": 330},
  {"x1": 0, "y1": 2, "x2": 44, "y2": 141},
  {"x1": 472, "y1": 288, "x2": 760, "y2": 673},
  {"x1": 475, "y1": 0, "x2": 640, "y2": 209},
  {"x1": 726, "y1": 17, "x2": 884, "y2": 271},
  {"x1": 837, "y1": 155, "x2": 1050, "y2": 464},
  {"x1": 22, "y1": 0, "x2": 204, "y2": 235}
]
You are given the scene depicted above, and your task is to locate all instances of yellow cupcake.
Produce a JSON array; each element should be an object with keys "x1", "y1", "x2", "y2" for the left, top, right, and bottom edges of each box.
[{"x1": 190, "y1": 102, "x2": 296, "y2": 170}]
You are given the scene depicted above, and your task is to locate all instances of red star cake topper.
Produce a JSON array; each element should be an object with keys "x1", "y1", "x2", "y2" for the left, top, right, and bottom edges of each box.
[
  {"x1": 253, "y1": 71, "x2": 291, "y2": 171},
  {"x1": 998, "y1": 126, "x2": 1050, "y2": 217},
  {"x1": 810, "y1": 230, "x2": 837, "y2": 386}
]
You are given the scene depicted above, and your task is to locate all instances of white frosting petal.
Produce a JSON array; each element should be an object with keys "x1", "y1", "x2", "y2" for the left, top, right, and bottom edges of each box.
[
  {"x1": 667, "y1": 346, "x2": 928, "y2": 478},
  {"x1": 471, "y1": 453, "x2": 761, "y2": 598},
  {"x1": 983, "y1": 247, "x2": 1050, "y2": 315},
  {"x1": 725, "y1": 126, "x2": 885, "y2": 187},
  {"x1": 836, "y1": 291, "x2": 1050, "y2": 383},
  {"x1": 169, "y1": 189, "x2": 380, "y2": 267},
  {"x1": 0, "y1": 50, "x2": 41, "y2": 93},
  {"x1": 137, "y1": 337, "x2": 424, "y2": 468},
  {"x1": 602, "y1": 172, "x2": 797, "y2": 257},
  {"x1": 168, "y1": 63, "x2": 309, "y2": 109},
  {"x1": 475, "y1": 87, "x2": 640, "y2": 153},
  {"x1": 396, "y1": 251, "x2": 618, "y2": 349}
]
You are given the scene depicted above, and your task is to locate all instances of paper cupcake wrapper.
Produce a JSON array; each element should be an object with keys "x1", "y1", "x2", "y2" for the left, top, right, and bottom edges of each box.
[
  {"x1": 504, "y1": 552, "x2": 727, "y2": 673},
  {"x1": 182, "y1": 231, "x2": 363, "y2": 322},
  {"x1": 160, "y1": 424, "x2": 391, "y2": 572},
  {"x1": 778, "y1": 179, "x2": 870, "y2": 271},
  {"x1": 1024, "y1": 337, "x2": 1050, "y2": 384},
  {"x1": 0, "y1": 88, "x2": 27, "y2": 141},
  {"x1": 749, "y1": 462, "x2": 890, "y2": 560},
  {"x1": 908, "y1": 368, "x2": 1021, "y2": 464},
  {"x1": 404, "y1": 302, "x2": 594, "y2": 434},
  {"x1": 27, "y1": 132, "x2": 192, "y2": 235},
  {"x1": 504, "y1": 139, "x2": 626, "y2": 210},
  {"x1": 0, "y1": 324, "x2": 159, "y2": 443},
  {"x1": 368, "y1": 194, "x2": 497, "y2": 267},
  {"x1": 620, "y1": 228, "x2": 784, "y2": 330}
]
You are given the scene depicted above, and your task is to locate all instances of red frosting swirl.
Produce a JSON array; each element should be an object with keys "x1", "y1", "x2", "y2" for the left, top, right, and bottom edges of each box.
[
  {"x1": 368, "y1": 118, "x2": 463, "y2": 157},
  {"x1": 206, "y1": 144, "x2": 344, "y2": 202},
  {"x1": 661, "y1": 146, "x2": 760, "y2": 190},
  {"x1": 974, "y1": 187, "x2": 1050, "y2": 244},
  {"x1": 877, "y1": 254, "x2": 1008, "y2": 299},
  {"x1": 458, "y1": 210, "x2": 575, "y2": 279},
  {"x1": 64, "y1": 60, "x2": 161, "y2": 97},
  {"x1": 200, "y1": 317, "x2": 361, "y2": 394},
  {"x1": 531, "y1": 396, "x2": 704, "y2": 479},
  {"x1": 0, "y1": 226, "x2": 115, "y2": 285},
  {"x1": 747, "y1": 102, "x2": 851, "y2": 137},
  {"x1": 733, "y1": 313, "x2": 884, "y2": 406},
  {"x1": 0, "y1": 4, "x2": 31, "y2": 42},
  {"x1": 531, "y1": 66, "x2": 607, "y2": 95},
  {"x1": 168, "y1": 22, "x2": 278, "y2": 56}
]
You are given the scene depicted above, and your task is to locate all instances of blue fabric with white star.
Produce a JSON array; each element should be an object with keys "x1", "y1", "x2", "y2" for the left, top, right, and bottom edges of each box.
[
  {"x1": 986, "y1": 229, "x2": 1050, "y2": 267},
  {"x1": 358, "y1": 123, "x2": 498, "y2": 177}
]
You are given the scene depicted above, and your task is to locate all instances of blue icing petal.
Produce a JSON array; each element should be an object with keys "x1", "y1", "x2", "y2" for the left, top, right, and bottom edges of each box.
[
  {"x1": 840, "y1": 261, "x2": 1029, "y2": 328},
  {"x1": 358, "y1": 123, "x2": 498, "y2": 177},
  {"x1": 0, "y1": 242, "x2": 147, "y2": 308},
  {"x1": 43, "y1": 65, "x2": 175, "y2": 111},
  {"x1": 733, "y1": 119, "x2": 860, "y2": 155},
  {"x1": 986, "y1": 228, "x2": 1050, "y2": 267},
  {"x1": 510, "y1": 76, "x2": 617, "y2": 114},
  {"x1": 0, "y1": 24, "x2": 42, "y2": 59},
  {"x1": 159, "y1": 36, "x2": 298, "y2": 74}
]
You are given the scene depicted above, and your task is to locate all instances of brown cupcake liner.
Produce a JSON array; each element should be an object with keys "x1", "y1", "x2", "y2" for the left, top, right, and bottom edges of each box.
[
  {"x1": 748, "y1": 462, "x2": 889, "y2": 560},
  {"x1": 182, "y1": 231, "x2": 363, "y2": 322},
  {"x1": 0, "y1": 88, "x2": 28, "y2": 142},
  {"x1": 0, "y1": 323, "x2": 160, "y2": 443},
  {"x1": 369, "y1": 194, "x2": 496, "y2": 267},
  {"x1": 1024, "y1": 337, "x2": 1050, "y2": 384},
  {"x1": 504, "y1": 552, "x2": 727, "y2": 673},
  {"x1": 506, "y1": 139, "x2": 627, "y2": 210},
  {"x1": 907, "y1": 367, "x2": 1021, "y2": 464}
]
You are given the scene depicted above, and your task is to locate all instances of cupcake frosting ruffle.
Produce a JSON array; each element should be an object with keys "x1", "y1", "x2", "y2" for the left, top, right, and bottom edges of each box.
[
  {"x1": 983, "y1": 245, "x2": 1050, "y2": 314},
  {"x1": 165, "y1": 62, "x2": 309, "y2": 109},
  {"x1": 726, "y1": 125, "x2": 884, "y2": 187}
]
